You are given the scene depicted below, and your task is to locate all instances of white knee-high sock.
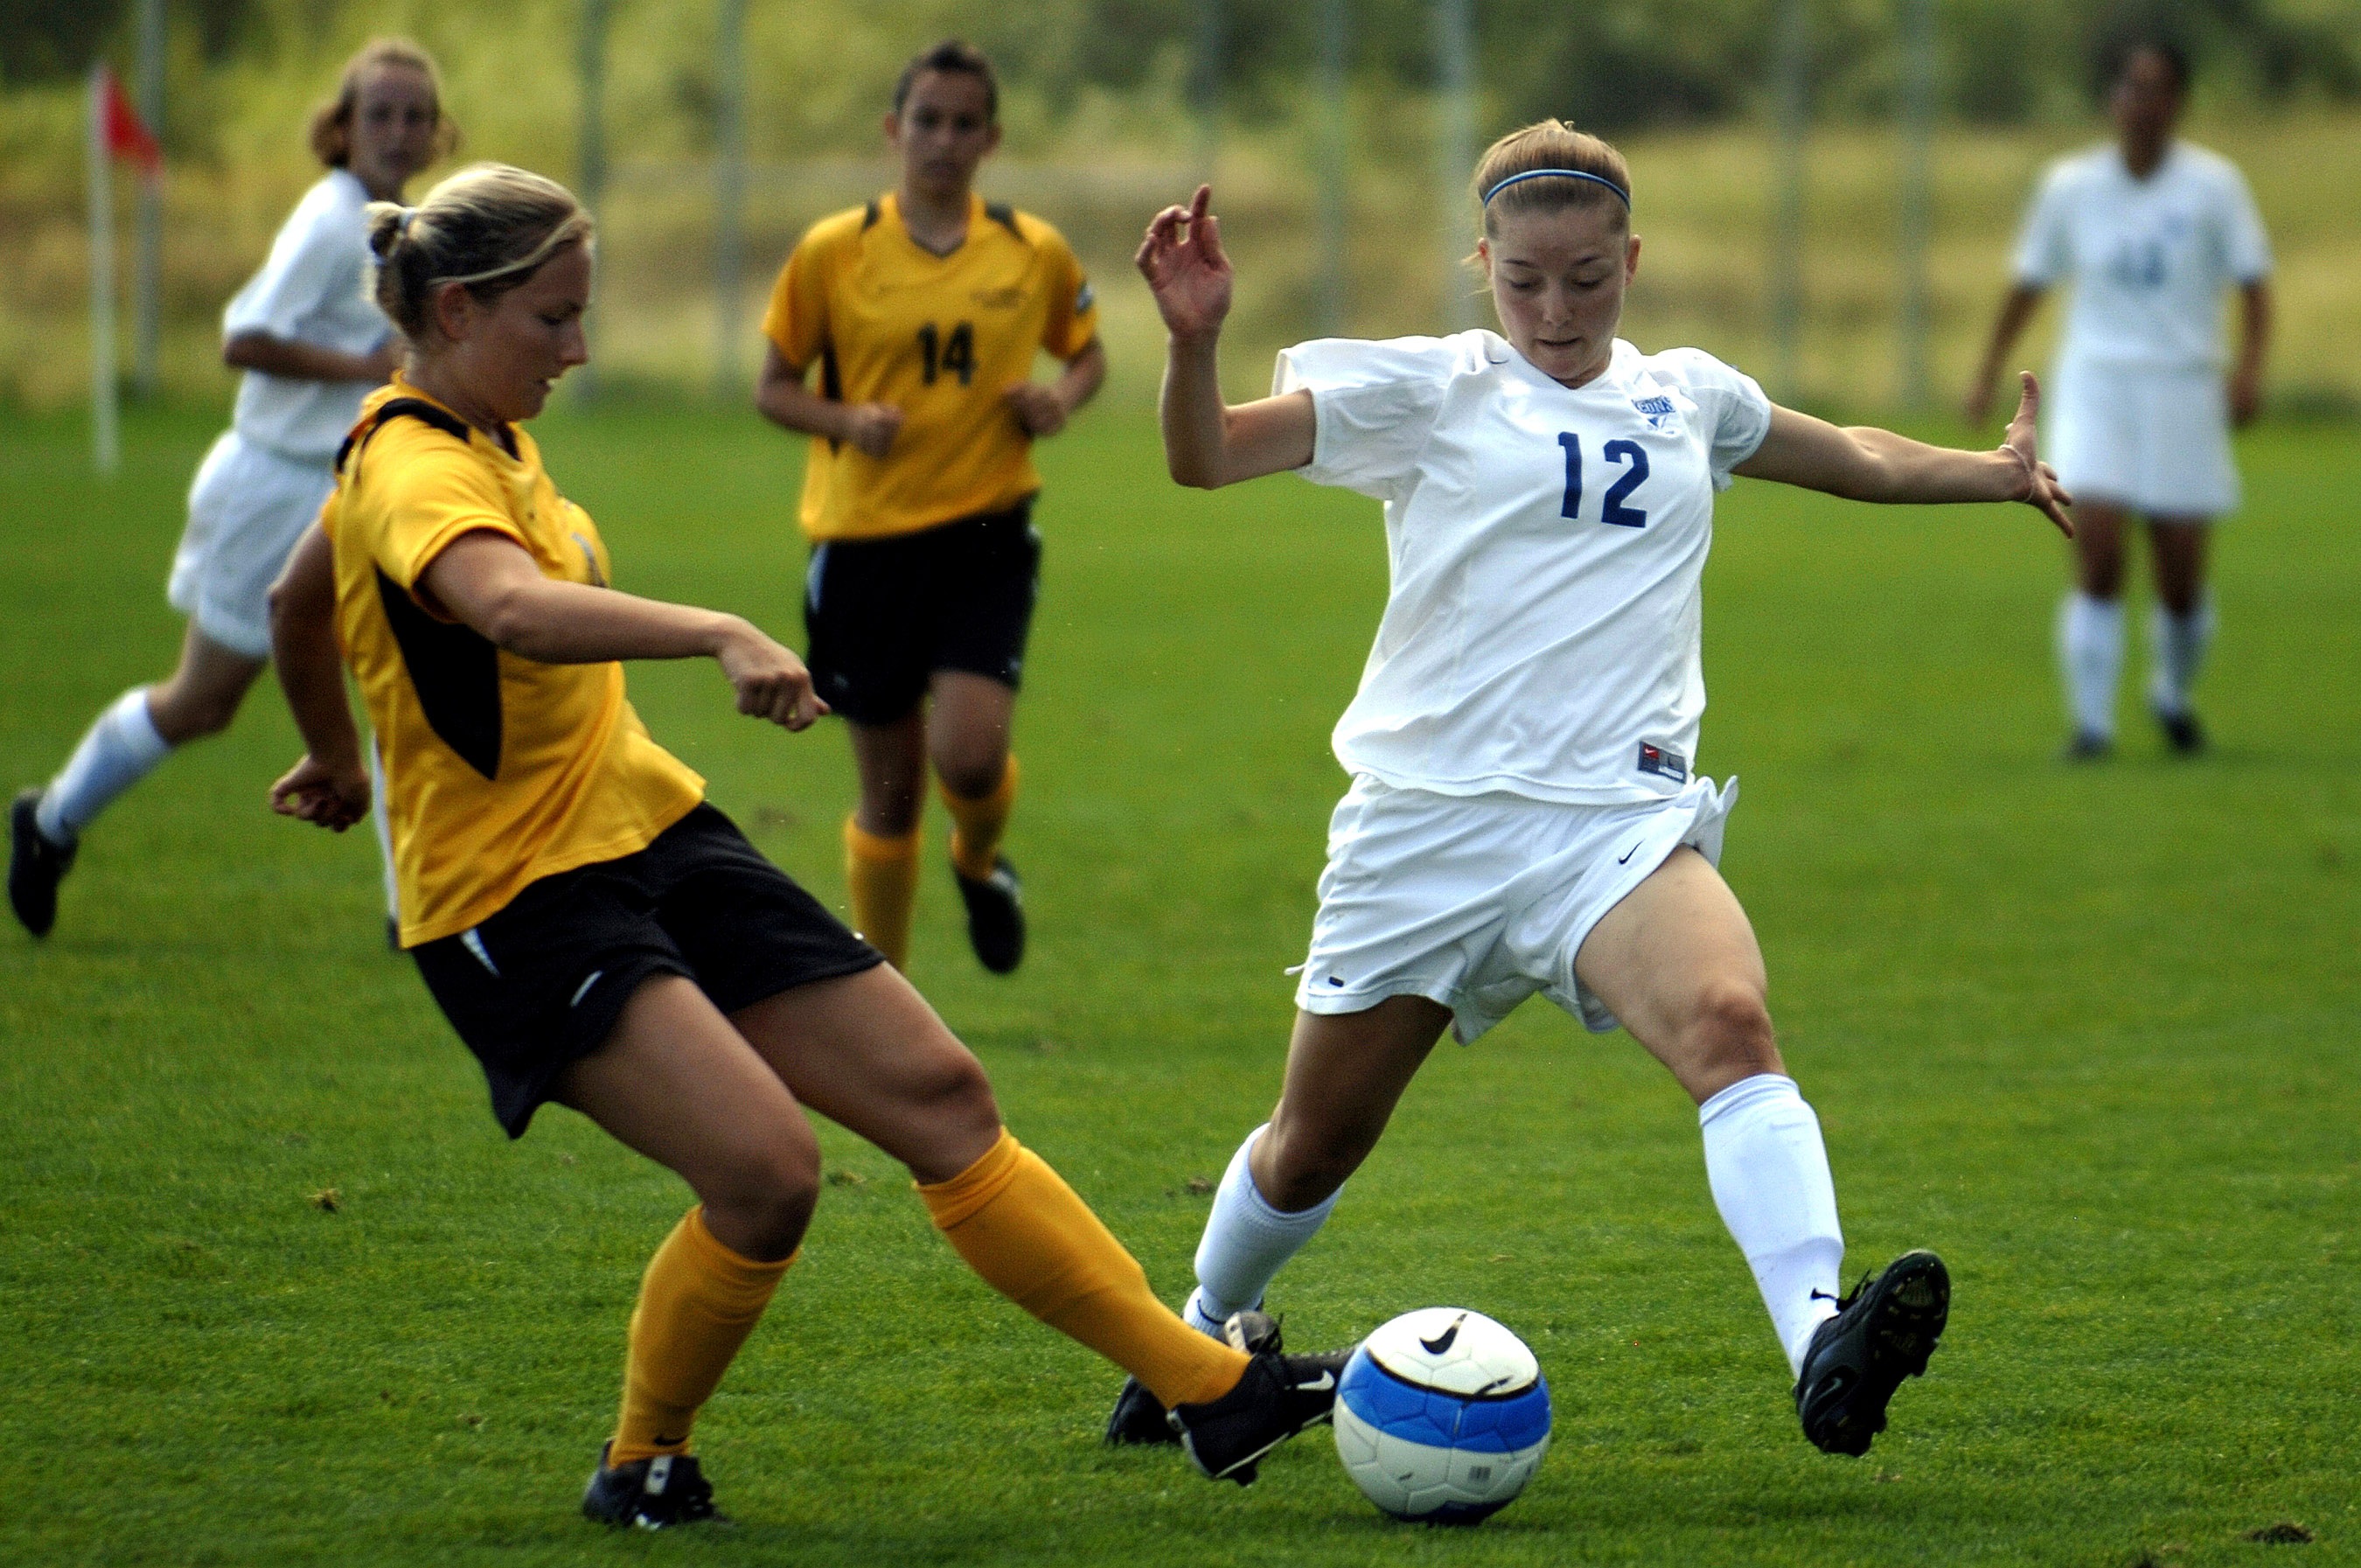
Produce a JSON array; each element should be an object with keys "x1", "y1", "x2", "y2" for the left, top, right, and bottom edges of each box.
[
  {"x1": 37, "y1": 688, "x2": 171, "y2": 845},
  {"x1": 1700, "y1": 1074, "x2": 1844, "y2": 1377},
  {"x1": 2057, "y1": 593, "x2": 2125, "y2": 740},
  {"x1": 1184, "y1": 1125, "x2": 1342, "y2": 1338},
  {"x1": 2148, "y1": 596, "x2": 2216, "y2": 717}
]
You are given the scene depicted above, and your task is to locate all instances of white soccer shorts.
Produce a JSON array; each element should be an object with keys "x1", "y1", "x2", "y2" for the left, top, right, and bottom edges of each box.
[
  {"x1": 167, "y1": 430, "x2": 337, "y2": 659},
  {"x1": 2047, "y1": 360, "x2": 2239, "y2": 519},
  {"x1": 1292, "y1": 772, "x2": 1738, "y2": 1043}
]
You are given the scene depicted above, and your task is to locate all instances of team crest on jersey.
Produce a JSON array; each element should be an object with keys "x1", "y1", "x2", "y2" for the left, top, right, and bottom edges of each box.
[
  {"x1": 1637, "y1": 742, "x2": 1687, "y2": 782},
  {"x1": 1632, "y1": 394, "x2": 1679, "y2": 431}
]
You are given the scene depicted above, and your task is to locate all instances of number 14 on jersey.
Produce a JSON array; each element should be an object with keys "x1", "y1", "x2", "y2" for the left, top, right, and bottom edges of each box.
[{"x1": 1557, "y1": 432, "x2": 1650, "y2": 528}]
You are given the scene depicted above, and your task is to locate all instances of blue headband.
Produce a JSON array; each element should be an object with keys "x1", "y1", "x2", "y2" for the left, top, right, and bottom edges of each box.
[{"x1": 1481, "y1": 167, "x2": 1631, "y2": 209}]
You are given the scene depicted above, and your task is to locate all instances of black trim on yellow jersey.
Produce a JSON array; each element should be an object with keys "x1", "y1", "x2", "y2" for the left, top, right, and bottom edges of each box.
[
  {"x1": 861, "y1": 200, "x2": 880, "y2": 231},
  {"x1": 984, "y1": 201, "x2": 1022, "y2": 240},
  {"x1": 336, "y1": 396, "x2": 471, "y2": 475},
  {"x1": 376, "y1": 566, "x2": 503, "y2": 779},
  {"x1": 819, "y1": 341, "x2": 844, "y2": 454}
]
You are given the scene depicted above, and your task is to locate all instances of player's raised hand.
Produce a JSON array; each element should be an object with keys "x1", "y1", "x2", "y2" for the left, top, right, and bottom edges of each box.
[
  {"x1": 716, "y1": 622, "x2": 828, "y2": 730},
  {"x1": 270, "y1": 753, "x2": 371, "y2": 832},
  {"x1": 2000, "y1": 371, "x2": 2074, "y2": 537},
  {"x1": 841, "y1": 402, "x2": 903, "y2": 460},
  {"x1": 1135, "y1": 185, "x2": 1232, "y2": 339}
]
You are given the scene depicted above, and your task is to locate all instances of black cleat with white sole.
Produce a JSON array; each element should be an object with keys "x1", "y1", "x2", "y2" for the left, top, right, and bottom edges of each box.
[
  {"x1": 1795, "y1": 1249, "x2": 1950, "y2": 1458},
  {"x1": 1105, "y1": 1308, "x2": 1285, "y2": 1447},
  {"x1": 955, "y1": 855, "x2": 1026, "y2": 974},
  {"x1": 1168, "y1": 1329, "x2": 1354, "y2": 1484},
  {"x1": 9, "y1": 787, "x2": 75, "y2": 938},
  {"x1": 582, "y1": 1445, "x2": 728, "y2": 1530}
]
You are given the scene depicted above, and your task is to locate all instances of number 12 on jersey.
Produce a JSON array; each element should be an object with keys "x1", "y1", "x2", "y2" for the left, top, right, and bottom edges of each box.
[{"x1": 1557, "y1": 432, "x2": 1650, "y2": 528}]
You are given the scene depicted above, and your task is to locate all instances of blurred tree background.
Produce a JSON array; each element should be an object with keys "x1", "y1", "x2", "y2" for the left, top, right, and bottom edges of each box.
[{"x1": 3, "y1": 0, "x2": 2358, "y2": 409}]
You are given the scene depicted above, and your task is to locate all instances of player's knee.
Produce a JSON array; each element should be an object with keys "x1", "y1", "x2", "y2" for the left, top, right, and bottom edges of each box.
[
  {"x1": 707, "y1": 1134, "x2": 822, "y2": 1259},
  {"x1": 150, "y1": 683, "x2": 245, "y2": 742},
  {"x1": 1686, "y1": 981, "x2": 1779, "y2": 1078},
  {"x1": 933, "y1": 746, "x2": 1007, "y2": 803},
  {"x1": 907, "y1": 1039, "x2": 1003, "y2": 1145}
]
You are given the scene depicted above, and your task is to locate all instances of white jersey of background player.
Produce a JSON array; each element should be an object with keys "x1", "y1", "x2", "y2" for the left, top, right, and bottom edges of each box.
[
  {"x1": 8, "y1": 41, "x2": 447, "y2": 941},
  {"x1": 1970, "y1": 38, "x2": 2272, "y2": 758},
  {"x1": 1115, "y1": 122, "x2": 2074, "y2": 1460}
]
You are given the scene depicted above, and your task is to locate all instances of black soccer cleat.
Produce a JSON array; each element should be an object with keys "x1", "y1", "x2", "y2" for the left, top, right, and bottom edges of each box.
[
  {"x1": 9, "y1": 787, "x2": 75, "y2": 939},
  {"x1": 2155, "y1": 703, "x2": 2206, "y2": 756},
  {"x1": 1105, "y1": 1308, "x2": 1285, "y2": 1447},
  {"x1": 1168, "y1": 1328, "x2": 1355, "y2": 1484},
  {"x1": 1795, "y1": 1249, "x2": 1950, "y2": 1458},
  {"x1": 954, "y1": 855, "x2": 1026, "y2": 974},
  {"x1": 2062, "y1": 729, "x2": 2113, "y2": 763},
  {"x1": 582, "y1": 1445, "x2": 728, "y2": 1530}
]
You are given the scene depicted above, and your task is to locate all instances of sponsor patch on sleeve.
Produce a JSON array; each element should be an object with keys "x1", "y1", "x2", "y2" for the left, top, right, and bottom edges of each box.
[{"x1": 1637, "y1": 742, "x2": 1688, "y2": 782}]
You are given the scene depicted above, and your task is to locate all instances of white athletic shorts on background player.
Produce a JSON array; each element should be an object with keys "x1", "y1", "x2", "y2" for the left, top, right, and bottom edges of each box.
[
  {"x1": 1292, "y1": 772, "x2": 1738, "y2": 1043},
  {"x1": 2047, "y1": 359, "x2": 2239, "y2": 519},
  {"x1": 167, "y1": 430, "x2": 337, "y2": 658}
]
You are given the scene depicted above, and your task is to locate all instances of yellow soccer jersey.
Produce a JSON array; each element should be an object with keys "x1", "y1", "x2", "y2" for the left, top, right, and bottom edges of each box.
[
  {"x1": 762, "y1": 192, "x2": 1098, "y2": 541},
  {"x1": 322, "y1": 379, "x2": 706, "y2": 947}
]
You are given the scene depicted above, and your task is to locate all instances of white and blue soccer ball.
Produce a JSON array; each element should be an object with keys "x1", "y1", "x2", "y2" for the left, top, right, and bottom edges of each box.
[{"x1": 1333, "y1": 1307, "x2": 1550, "y2": 1525}]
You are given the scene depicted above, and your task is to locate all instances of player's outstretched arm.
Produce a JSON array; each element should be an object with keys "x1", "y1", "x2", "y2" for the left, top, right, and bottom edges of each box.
[
  {"x1": 420, "y1": 533, "x2": 828, "y2": 729},
  {"x1": 267, "y1": 523, "x2": 370, "y2": 831},
  {"x1": 1136, "y1": 185, "x2": 1313, "y2": 489},
  {"x1": 1734, "y1": 371, "x2": 2074, "y2": 537}
]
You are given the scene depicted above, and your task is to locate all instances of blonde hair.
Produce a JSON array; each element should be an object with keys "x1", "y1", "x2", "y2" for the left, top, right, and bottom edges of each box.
[
  {"x1": 1471, "y1": 120, "x2": 1632, "y2": 240},
  {"x1": 366, "y1": 164, "x2": 594, "y2": 338},
  {"x1": 308, "y1": 38, "x2": 456, "y2": 171}
]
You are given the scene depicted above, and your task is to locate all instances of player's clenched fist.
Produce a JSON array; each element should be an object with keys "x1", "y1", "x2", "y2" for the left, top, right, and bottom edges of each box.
[
  {"x1": 1136, "y1": 185, "x2": 1233, "y2": 340},
  {"x1": 270, "y1": 753, "x2": 371, "y2": 832},
  {"x1": 839, "y1": 402, "x2": 903, "y2": 460},
  {"x1": 716, "y1": 622, "x2": 827, "y2": 730}
]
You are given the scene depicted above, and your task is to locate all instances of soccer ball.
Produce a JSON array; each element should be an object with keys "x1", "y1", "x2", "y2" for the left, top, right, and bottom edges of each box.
[{"x1": 1333, "y1": 1307, "x2": 1551, "y2": 1525}]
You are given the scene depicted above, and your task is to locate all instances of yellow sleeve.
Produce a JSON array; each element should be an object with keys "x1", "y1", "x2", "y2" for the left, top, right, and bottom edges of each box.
[
  {"x1": 761, "y1": 228, "x2": 833, "y2": 373},
  {"x1": 369, "y1": 436, "x2": 527, "y2": 607},
  {"x1": 1039, "y1": 228, "x2": 1098, "y2": 360}
]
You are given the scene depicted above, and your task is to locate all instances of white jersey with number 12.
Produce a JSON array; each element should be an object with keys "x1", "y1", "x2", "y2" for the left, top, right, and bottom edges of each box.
[{"x1": 1276, "y1": 331, "x2": 1772, "y2": 807}]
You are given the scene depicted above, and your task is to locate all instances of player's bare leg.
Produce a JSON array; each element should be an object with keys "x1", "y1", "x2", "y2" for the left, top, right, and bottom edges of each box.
[
  {"x1": 2146, "y1": 517, "x2": 2213, "y2": 751},
  {"x1": 2059, "y1": 499, "x2": 2134, "y2": 757},
  {"x1": 928, "y1": 670, "x2": 1026, "y2": 972},
  {"x1": 146, "y1": 625, "x2": 268, "y2": 744},
  {"x1": 1577, "y1": 847, "x2": 1945, "y2": 1455}
]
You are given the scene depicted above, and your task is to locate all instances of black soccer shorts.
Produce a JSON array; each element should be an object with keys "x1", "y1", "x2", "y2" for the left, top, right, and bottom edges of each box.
[
  {"x1": 802, "y1": 500, "x2": 1041, "y2": 725},
  {"x1": 411, "y1": 804, "x2": 882, "y2": 1137}
]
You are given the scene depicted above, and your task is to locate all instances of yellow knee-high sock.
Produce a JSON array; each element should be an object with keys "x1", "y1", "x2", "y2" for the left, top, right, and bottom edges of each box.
[
  {"x1": 918, "y1": 1130, "x2": 1250, "y2": 1411},
  {"x1": 609, "y1": 1207, "x2": 794, "y2": 1464},
  {"x1": 844, "y1": 816, "x2": 921, "y2": 970},
  {"x1": 941, "y1": 756, "x2": 1019, "y2": 882}
]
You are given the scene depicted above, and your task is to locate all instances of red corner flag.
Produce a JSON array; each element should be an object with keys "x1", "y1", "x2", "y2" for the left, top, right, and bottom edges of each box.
[{"x1": 97, "y1": 66, "x2": 162, "y2": 176}]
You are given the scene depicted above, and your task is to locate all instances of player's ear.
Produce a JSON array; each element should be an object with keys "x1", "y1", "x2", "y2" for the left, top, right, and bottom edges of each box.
[
  {"x1": 430, "y1": 279, "x2": 473, "y2": 345},
  {"x1": 881, "y1": 111, "x2": 902, "y2": 150},
  {"x1": 1626, "y1": 233, "x2": 1641, "y2": 283}
]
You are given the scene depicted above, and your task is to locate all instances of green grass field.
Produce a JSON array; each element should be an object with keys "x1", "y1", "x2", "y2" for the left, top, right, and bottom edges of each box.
[{"x1": 2, "y1": 403, "x2": 2355, "y2": 1566}]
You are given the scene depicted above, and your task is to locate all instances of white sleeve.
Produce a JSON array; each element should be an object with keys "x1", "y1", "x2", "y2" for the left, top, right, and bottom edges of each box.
[
  {"x1": 1271, "y1": 336, "x2": 1459, "y2": 500},
  {"x1": 2010, "y1": 164, "x2": 2073, "y2": 288},
  {"x1": 1651, "y1": 348, "x2": 1773, "y2": 491},
  {"x1": 221, "y1": 186, "x2": 362, "y2": 342},
  {"x1": 2218, "y1": 166, "x2": 2273, "y2": 284}
]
